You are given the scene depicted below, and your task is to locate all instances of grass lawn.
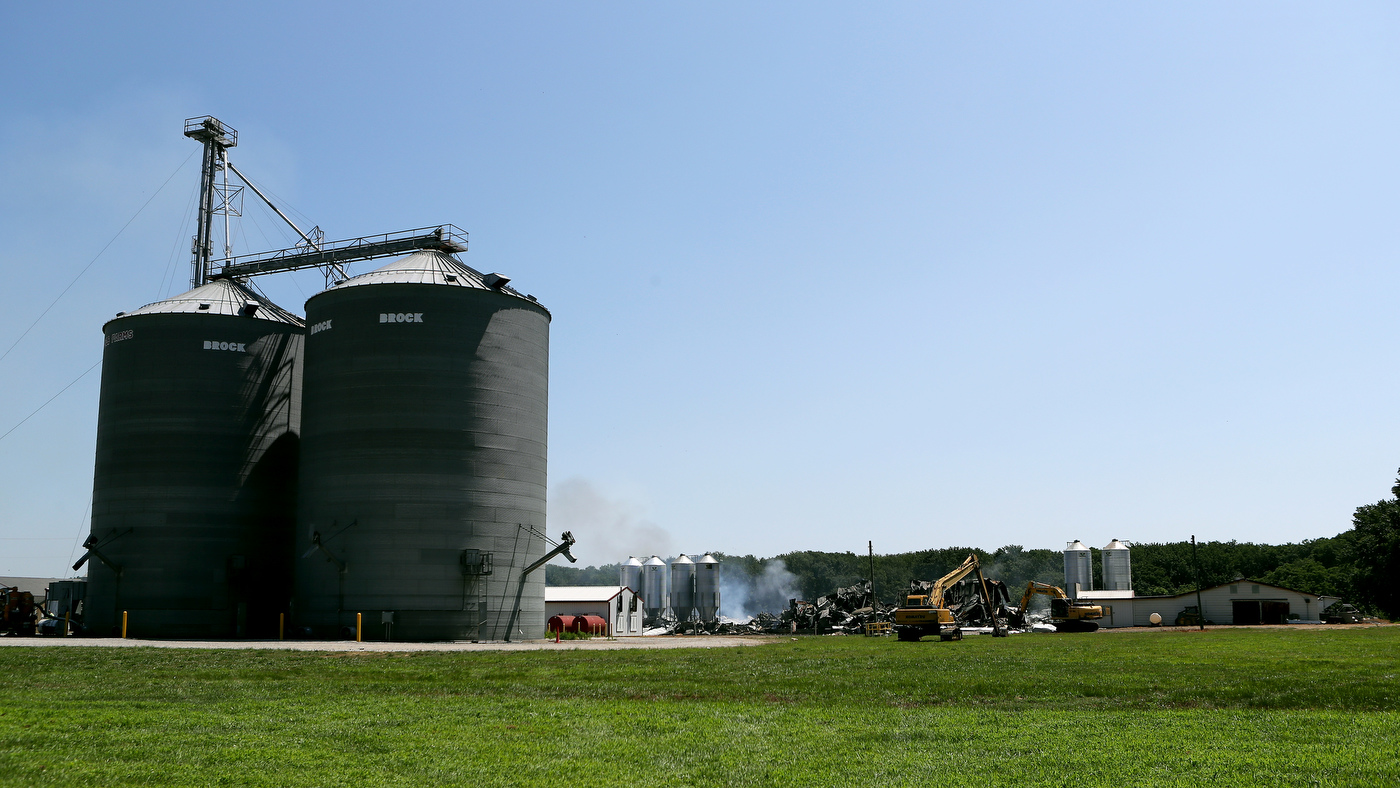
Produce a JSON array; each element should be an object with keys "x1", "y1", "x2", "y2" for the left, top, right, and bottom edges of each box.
[{"x1": 1, "y1": 627, "x2": 1397, "y2": 787}]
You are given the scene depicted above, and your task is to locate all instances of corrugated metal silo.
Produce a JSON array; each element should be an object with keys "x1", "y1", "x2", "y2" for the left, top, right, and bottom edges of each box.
[
  {"x1": 1101, "y1": 539, "x2": 1132, "y2": 591},
  {"x1": 641, "y1": 555, "x2": 668, "y2": 620},
  {"x1": 695, "y1": 553, "x2": 720, "y2": 622},
  {"x1": 669, "y1": 554, "x2": 695, "y2": 622},
  {"x1": 293, "y1": 250, "x2": 550, "y2": 641},
  {"x1": 1063, "y1": 540, "x2": 1093, "y2": 598},
  {"x1": 85, "y1": 279, "x2": 303, "y2": 638},
  {"x1": 619, "y1": 556, "x2": 642, "y2": 594}
]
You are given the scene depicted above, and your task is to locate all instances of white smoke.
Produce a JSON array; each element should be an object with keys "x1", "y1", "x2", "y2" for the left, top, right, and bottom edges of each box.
[
  {"x1": 720, "y1": 559, "x2": 800, "y2": 620},
  {"x1": 548, "y1": 477, "x2": 673, "y2": 567}
]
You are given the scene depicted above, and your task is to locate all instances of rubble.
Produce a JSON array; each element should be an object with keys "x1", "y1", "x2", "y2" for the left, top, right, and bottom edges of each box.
[{"x1": 645, "y1": 575, "x2": 1055, "y2": 637}]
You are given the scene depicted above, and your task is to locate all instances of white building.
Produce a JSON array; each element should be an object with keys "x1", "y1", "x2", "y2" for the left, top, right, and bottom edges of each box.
[
  {"x1": 544, "y1": 586, "x2": 645, "y2": 637},
  {"x1": 1079, "y1": 580, "x2": 1340, "y2": 627}
]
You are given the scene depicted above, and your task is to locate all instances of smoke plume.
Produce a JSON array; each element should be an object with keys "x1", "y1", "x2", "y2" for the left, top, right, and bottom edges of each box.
[
  {"x1": 720, "y1": 559, "x2": 800, "y2": 620},
  {"x1": 549, "y1": 477, "x2": 673, "y2": 566}
]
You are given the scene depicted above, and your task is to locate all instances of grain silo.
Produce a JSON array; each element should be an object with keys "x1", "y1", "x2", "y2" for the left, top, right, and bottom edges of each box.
[
  {"x1": 1101, "y1": 539, "x2": 1132, "y2": 591},
  {"x1": 669, "y1": 554, "x2": 696, "y2": 622},
  {"x1": 83, "y1": 279, "x2": 303, "y2": 638},
  {"x1": 641, "y1": 555, "x2": 668, "y2": 621},
  {"x1": 292, "y1": 250, "x2": 550, "y2": 641},
  {"x1": 1063, "y1": 540, "x2": 1093, "y2": 598},
  {"x1": 619, "y1": 556, "x2": 643, "y2": 594},
  {"x1": 694, "y1": 553, "x2": 720, "y2": 622}
]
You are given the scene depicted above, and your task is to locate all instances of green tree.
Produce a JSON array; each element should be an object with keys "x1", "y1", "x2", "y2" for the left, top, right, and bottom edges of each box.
[{"x1": 1347, "y1": 471, "x2": 1400, "y2": 619}]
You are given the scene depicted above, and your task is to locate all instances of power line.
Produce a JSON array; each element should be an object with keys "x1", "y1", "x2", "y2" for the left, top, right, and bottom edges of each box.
[
  {"x1": 0, "y1": 359, "x2": 102, "y2": 444},
  {"x1": 0, "y1": 150, "x2": 197, "y2": 365}
]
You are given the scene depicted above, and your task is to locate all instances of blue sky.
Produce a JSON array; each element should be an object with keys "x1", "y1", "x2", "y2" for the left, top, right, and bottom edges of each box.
[{"x1": 3, "y1": 3, "x2": 1400, "y2": 572}]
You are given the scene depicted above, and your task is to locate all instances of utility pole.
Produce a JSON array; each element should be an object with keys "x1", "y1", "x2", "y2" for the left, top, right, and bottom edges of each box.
[
  {"x1": 1191, "y1": 535, "x2": 1205, "y2": 631},
  {"x1": 868, "y1": 541, "x2": 876, "y2": 606}
]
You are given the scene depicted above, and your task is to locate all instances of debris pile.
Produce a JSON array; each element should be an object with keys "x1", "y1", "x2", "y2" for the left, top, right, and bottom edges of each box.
[
  {"x1": 944, "y1": 578, "x2": 1015, "y2": 627},
  {"x1": 645, "y1": 579, "x2": 897, "y2": 635},
  {"x1": 775, "y1": 580, "x2": 895, "y2": 634}
]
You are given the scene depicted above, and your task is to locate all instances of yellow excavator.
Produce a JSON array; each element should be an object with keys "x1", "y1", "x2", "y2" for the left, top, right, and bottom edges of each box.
[
  {"x1": 894, "y1": 554, "x2": 1005, "y2": 641},
  {"x1": 1012, "y1": 581, "x2": 1107, "y2": 633}
]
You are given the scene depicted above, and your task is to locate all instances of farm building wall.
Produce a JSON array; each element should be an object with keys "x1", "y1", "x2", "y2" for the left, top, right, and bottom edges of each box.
[
  {"x1": 1117, "y1": 582, "x2": 1339, "y2": 626},
  {"x1": 544, "y1": 586, "x2": 645, "y2": 636}
]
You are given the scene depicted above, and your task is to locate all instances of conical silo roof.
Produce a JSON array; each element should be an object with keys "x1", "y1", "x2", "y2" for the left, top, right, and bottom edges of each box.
[
  {"x1": 115, "y1": 278, "x2": 303, "y2": 326},
  {"x1": 321, "y1": 250, "x2": 542, "y2": 304}
]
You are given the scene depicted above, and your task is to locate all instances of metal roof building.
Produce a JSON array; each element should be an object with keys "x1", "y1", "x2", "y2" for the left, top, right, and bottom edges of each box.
[{"x1": 1079, "y1": 580, "x2": 1342, "y2": 627}]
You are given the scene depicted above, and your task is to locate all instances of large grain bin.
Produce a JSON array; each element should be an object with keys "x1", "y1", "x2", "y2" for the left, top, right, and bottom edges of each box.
[
  {"x1": 85, "y1": 279, "x2": 303, "y2": 638},
  {"x1": 293, "y1": 250, "x2": 550, "y2": 641}
]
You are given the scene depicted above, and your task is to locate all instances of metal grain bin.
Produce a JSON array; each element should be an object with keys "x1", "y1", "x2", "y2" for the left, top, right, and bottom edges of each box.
[
  {"x1": 619, "y1": 556, "x2": 642, "y2": 595},
  {"x1": 1101, "y1": 539, "x2": 1132, "y2": 591},
  {"x1": 293, "y1": 250, "x2": 550, "y2": 641},
  {"x1": 694, "y1": 553, "x2": 720, "y2": 622},
  {"x1": 85, "y1": 279, "x2": 303, "y2": 638},
  {"x1": 669, "y1": 554, "x2": 695, "y2": 623},
  {"x1": 641, "y1": 555, "x2": 668, "y2": 621},
  {"x1": 1063, "y1": 539, "x2": 1093, "y2": 598}
]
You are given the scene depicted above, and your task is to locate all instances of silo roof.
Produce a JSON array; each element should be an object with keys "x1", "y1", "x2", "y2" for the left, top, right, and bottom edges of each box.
[
  {"x1": 118, "y1": 278, "x2": 303, "y2": 326},
  {"x1": 325, "y1": 250, "x2": 543, "y2": 305}
]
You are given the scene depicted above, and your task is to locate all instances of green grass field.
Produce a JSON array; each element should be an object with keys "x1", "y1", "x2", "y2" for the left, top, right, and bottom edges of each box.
[{"x1": 1, "y1": 627, "x2": 1397, "y2": 787}]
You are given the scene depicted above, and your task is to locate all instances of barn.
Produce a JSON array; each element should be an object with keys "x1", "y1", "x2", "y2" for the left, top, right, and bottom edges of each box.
[{"x1": 544, "y1": 586, "x2": 645, "y2": 637}]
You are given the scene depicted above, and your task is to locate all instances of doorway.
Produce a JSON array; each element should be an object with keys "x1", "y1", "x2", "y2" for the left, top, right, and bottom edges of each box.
[{"x1": 1232, "y1": 600, "x2": 1261, "y2": 625}]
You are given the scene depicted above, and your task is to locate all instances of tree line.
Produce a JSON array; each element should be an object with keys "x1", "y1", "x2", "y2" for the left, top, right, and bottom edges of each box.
[{"x1": 547, "y1": 471, "x2": 1400, "y2": 619}]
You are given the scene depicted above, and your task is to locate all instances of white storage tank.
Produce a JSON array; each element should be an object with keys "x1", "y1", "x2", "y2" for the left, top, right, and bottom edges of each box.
[
  {"x1": 670, "y1": 554, "x2": 696, "y2": 622},
  {"x1": 1101, "y1": 539, "x2": 1132, "y2": 592},
  {"x1": 1064, "y1": 540, "x2": 1093, "y2": 598}
]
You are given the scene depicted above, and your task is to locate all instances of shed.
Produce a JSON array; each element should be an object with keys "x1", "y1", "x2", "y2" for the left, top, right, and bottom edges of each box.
[
  {"x1": 544, "y1": 586, "x2": 644, "y2": 637},
  {"x1": 1082, "y1": 581, "x2": 1340, "y2": 627}
]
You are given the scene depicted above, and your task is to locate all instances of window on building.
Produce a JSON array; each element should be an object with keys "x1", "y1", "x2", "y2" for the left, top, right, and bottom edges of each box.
[
  {"x1": 1230, "y1": 585, "x2": 1239, "y2": 594},
  {"x1": 1251, "y1": 585, "x2": 1260, "y2": 594}
]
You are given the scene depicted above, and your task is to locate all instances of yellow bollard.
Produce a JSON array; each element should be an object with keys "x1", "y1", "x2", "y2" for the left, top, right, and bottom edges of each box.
[
  {"x1": 356, "y1": 612, "x2": 362, "y2": 642},
  {"x1": 122, "y1": 610, "x2": 128, "y2": 639},
  {"x1": 279, "y1": 613, "x2": 285, "y2": 641}
]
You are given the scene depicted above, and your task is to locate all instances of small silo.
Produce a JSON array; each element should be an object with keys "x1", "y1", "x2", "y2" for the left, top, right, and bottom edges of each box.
[
  {"x1": 641, "y1": 555, "x2": 668, "y2": 620},
  {"x1": 619, "y1": 556, "x2": 643, "y2": 594},
  {"x1": 669, "y1": 554, "x2": 696, "y2": 622},
  {"x1": 85, "y1": 279, "x2": 303, "y2": 638},
  {"x1": 695, "y1": 553, "x2": 720, "y2": 622},
  {"x1": 1101, "y1": 539, "x2": 1132, "y2": 591},
  {"x1": 293, "y1": 250, "x2": 550, "y2": 641},
  {"x1": 1063, "y1": 540, "x2": 1093, "y2": 598}
]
